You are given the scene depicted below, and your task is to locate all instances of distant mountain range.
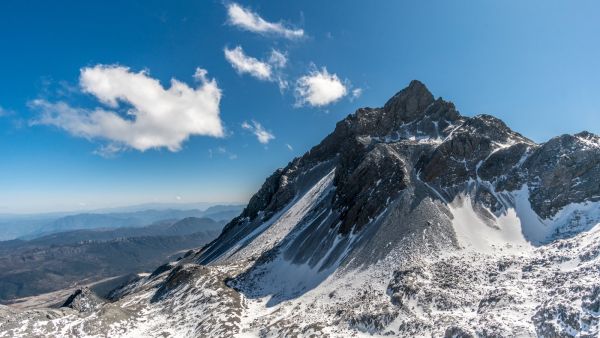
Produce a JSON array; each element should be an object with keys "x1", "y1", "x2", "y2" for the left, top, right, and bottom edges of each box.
[
  {"x1": 86, "y1": 202, "x2": 244, "y2": 213},
  {"x1": 0, "y1": 217, "x2": 226, "y2": 302},
  {"x1": 0, "y1": 204, "x2": 244, "y2": 241}
]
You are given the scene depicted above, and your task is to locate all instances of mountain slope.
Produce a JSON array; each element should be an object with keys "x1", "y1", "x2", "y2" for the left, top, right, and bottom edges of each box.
[{"x1": 2, "y1": 81, "x2": 599, "y2": 337}]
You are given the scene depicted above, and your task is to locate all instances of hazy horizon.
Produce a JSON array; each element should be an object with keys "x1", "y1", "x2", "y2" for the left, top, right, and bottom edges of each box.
[{"x1": 0, "y1": 200, "x2": 247, "y2": 216}]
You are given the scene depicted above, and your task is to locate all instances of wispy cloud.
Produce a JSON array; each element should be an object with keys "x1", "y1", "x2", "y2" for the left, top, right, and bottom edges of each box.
[
  {"x1": 224, "y1": 46, "x2": 288, "y2": 90},
  {"x1": 295, "y1": 67, "x2": 348, "y2": 107},
  {"x1": 226, "y1": 3, "x2": 303, "y2": 39},
  {"x1": 350, "y1": 88, "x2": 363, "y2": 101},
  {"x1": 30, "y1": 65, "x2": 224, "y2": 154},
  {"x1": 241, "y1": 120, "x2": 275, "y2": 144},
  {"x1": 92, "y1": 143, "x2": 123, "y2": 158},
  {"x1": 224, "y1": 46, "x2": 272, "y2": 80},
  {"x1": 285, "y1": 143, "x2": 293, "y2": 151},
  {"x1": 208, "y1": 146, "x2": 238, "y2": 160},
  {"x1": 268, "y1": 49, "x2": 287, "y2": 69}
]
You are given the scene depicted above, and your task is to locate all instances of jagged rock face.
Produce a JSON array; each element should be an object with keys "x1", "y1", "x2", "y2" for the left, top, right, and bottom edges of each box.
[
  {"x1": 383, "y1": 80, "x2": 434, "y2": 119},
  {"x1": 334, "y1": 143, "x2": 409, "y2": 233},
  {"x1": 418, "y1": 114, "x2": 532, "y2": 187},
  {"x1": 478, "y1": 142, "x2": 530, "y2": 182},
  {"x1": 3, "y1": 80, "x2": 600, "y2": 338},
  {"x1": 218, "y1": 81, "x2": 459, "y2": 234},
  {"x1": 231, "y1": 168, "x2": 288, "y2": 223},
  {"x1": 206, "y1": 81, "x2": 462, "y2": 247},
  {"x1": 203, "y1": 80, "x2": 600, "y2": 259},
  {"x1": 524, "y1": 132, "x2": 600, "y2": 218}
]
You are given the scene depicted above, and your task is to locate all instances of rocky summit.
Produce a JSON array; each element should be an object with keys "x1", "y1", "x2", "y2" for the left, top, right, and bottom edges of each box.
[{"x1": 1, "y1": 81, "x2": 599, "y2": 337}]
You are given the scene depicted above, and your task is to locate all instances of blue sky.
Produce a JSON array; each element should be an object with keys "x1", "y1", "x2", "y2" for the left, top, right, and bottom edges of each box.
[{"x1": 0, "y1": 1, "x2": 599, "y2": 213}]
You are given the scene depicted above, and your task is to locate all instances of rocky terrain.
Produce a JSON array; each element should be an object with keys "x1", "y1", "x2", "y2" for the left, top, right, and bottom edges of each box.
[{"x1": 1, "y1": 81, "x2": 599, "y2": 337}]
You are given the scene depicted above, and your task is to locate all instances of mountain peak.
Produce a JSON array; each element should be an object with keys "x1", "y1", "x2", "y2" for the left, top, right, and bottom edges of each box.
[
  {"x1": 335, "y1": 80, "x2": 459, "y2": 140},
  {"x1": 383, "y1": 80, "x2": 435, "y2": 121},
  {"x1": 407, "y1": 79, "x2": 430, "y2": 92}
]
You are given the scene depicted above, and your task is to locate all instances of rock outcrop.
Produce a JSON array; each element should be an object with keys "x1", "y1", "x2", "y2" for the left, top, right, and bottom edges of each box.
[{"x1": 61, "y1": 287, "x2": 104, "y2": 313}]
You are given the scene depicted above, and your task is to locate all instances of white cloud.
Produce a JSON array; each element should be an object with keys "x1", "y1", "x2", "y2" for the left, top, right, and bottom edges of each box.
[
  {"x1": 224, "y1": 46, "x2": 289, "y2": 91},
  {"x1": 224, "y1": 46, "x2": 272, "y2": 80},
  {"x1": 226, "y1": 3, "x2": 304, "y2": 39},
  {"x1": 285, "y1": 143, "x2": 293, "y2": 151},
  {"x1": 268, "y1": 49, "x2": 287, "y2": 69},
  {"x1": 242, "y1": 120, "x2": 275, "y2": 144},
  {"x1": 295, "y1": 67, "x2": 348, "y2": 107},
  {"x1": 277, "y1": 80, "x2": 289, "y2": 91},
  {"x1": 31, "y1": 65, "x2": 224, "y2": 153},
  {"x1": 350, "y1": 88, "x2": 363, "y2": 101},
  {"x1": 224, "y1": 46, "x2": 289, "y2": 88},
  {"x1": 269, "y1": 49, "x2": 289, "y2": 91}
]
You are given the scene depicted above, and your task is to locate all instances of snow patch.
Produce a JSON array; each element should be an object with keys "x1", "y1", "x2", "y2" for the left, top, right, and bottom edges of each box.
[
  {"x1": 509, "y1": 186, "x2": 600, "y2": 244},
  {"x1": 449, "y1": 194, "x2": 532, "y2": 254}
]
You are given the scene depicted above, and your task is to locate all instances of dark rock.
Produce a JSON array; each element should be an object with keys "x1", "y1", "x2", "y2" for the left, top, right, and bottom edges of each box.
[
  {"x1": 62, "y1": 287, "x2": 104, "y2": 312},
  {"x1": 524, "y1": 133, "x2": 600, "y2": 218},
  {"x1": 149, "y1": 262, "x2": 176, "y2": 278},
  {"x1": 444, "y1": 325, "x2": 475, "y2": 338},
  {"x1": 383, "y1": 80, "x2": 435, "y2": 122}
]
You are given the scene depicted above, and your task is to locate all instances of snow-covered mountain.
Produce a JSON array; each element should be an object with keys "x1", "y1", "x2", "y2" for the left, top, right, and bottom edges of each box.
[{"x1": 1, "y1": 81, "x2": 599, "y2": 337}]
